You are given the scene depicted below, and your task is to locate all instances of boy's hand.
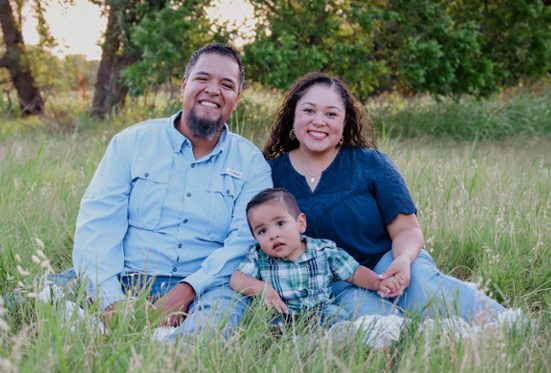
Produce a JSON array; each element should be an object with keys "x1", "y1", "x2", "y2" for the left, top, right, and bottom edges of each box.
[
  {"x1": 377, "y1": 275, "x2": 405, "y2": 297},
  {"x1": 265, "y1": 287, "x2": 289, "y2": 314},
  {"x1": 378, "y1": 255, "x2": 411, "y2": 297}
]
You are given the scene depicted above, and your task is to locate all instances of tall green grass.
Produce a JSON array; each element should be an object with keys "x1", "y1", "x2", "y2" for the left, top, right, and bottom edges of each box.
[
  {"x1": 385, "y1": 138, "x2": 551, "y2": 311},
  {"x1": 369, "y1": 87, "x2": 551, "y2": 141},
  {"x1": 1, "y1": 132, "x2": 550, "y2": 371},
  {"x1": 1, "y1": 90, "x2": 551, "y2": 371}
]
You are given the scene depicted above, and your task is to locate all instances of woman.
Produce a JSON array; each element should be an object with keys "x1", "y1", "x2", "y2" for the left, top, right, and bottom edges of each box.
[{"x1": 264, "y1": 72, "x2": 506, "y2": 321}]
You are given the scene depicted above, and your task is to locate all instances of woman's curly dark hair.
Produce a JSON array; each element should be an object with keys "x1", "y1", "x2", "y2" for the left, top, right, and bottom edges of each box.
[{"x1": 263, "y1": 72, "x2": 377, "y2": 160}]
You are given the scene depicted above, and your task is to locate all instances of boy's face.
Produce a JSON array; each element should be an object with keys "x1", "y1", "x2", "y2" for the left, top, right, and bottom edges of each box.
[{"x1": 248, "y1": 201, "x2": 307, "y2": 261}]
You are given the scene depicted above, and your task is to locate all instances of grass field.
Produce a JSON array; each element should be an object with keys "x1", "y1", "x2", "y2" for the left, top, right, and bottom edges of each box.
[{"x1": 1, "y1": 89, "x2": 551, "y2": 372}]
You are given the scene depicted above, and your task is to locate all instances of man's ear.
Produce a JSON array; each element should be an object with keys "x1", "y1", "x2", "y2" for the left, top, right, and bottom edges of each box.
[
  {"x1": 180, "y1": 77, "x2": 187, "y2": 97},
  {"x1": 298, "y1": 213, "x2": 307, "y2": 234},
  {"x1": 232, "y1": 91, "x2": 241, "y2": 111}
]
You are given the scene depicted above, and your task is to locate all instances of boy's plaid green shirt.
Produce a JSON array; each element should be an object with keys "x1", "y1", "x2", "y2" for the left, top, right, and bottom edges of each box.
[{"x1": 235, "y1": 236, "x2": 360, "y2": 315}]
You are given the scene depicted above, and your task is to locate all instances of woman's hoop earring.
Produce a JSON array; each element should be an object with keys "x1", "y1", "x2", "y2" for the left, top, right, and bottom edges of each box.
[
  {"x1": 338, "y1": 136, "x2": 344, "y2": 145},
  {"x1": 289, "y1": 128, "x2": 296, "y2": 140}
]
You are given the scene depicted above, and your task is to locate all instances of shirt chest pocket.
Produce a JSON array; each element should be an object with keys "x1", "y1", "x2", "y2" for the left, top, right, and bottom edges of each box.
[
  {"x1": 128, "y1": 167, "x2": 169, "y2": 230},
  {"x1": 205, "y1": 174, "x2": 244, "y2": 242}
]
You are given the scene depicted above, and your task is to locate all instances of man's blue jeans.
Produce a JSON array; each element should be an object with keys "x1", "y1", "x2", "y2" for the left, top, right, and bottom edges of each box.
[
  {"x1": 332, "y1": 249, "x2": 507, "y2": 322},
  {"x1": 48, "y1": 269, "x2": 249, "y2": 340}
]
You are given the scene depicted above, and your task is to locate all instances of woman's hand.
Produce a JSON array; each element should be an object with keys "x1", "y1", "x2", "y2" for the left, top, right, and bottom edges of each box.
[
  {"x1": 381, "y1": 212, "x2": 424, "y2": 298},
  {"x1": 378, "y1": 255, "x2": 411, "y2": 297}
]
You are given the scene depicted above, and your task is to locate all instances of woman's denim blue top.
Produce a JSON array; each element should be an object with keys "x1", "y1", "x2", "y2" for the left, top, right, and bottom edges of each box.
[{"x1": 269, "y1": 148, "x2": 417, "y2": 270}]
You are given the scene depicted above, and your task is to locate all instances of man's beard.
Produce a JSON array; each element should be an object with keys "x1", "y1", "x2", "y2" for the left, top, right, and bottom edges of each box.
[{"x1": 186, "y1": 107, "x2": 225, "y2": 141}]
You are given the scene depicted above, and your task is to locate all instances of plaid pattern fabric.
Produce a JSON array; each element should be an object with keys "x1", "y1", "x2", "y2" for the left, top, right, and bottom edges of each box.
[{"x1": 236, "y1": 236, "x2": 359, "y2": 315}]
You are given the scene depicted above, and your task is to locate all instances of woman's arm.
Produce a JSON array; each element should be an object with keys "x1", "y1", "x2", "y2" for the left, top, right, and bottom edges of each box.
[
  {"x1": 378, "y1": 212, "x2": 424, "y2": 297},
  {"x1": 230, "y1": 271, "x2": 289, "y2": 313}
]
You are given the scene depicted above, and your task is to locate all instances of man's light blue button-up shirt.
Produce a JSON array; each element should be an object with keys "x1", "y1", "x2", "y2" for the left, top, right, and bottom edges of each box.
[{"x1": 73, "y1": 111, "x2": 272, "y2": 310}]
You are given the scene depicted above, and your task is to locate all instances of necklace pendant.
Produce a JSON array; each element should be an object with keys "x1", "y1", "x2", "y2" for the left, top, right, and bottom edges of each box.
[{"x1": 310, "y1": 177, "x2": 315, "y2": 183}]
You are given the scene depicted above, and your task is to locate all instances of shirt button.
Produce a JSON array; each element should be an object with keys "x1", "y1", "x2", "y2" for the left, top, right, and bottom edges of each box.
[
  {"x1": 172, "y1": 267, "x2": 177, "y2": 272},
  {"x1": 144, "y1": 172, "x2": 149, "y2": 178},
  {"x1": 186, "y1": 192, "x2": 191, "y2": 197},
  {"x1": 226, "y1": 190, "x2": 230, "y2": 194},
  {"x1": 183, "y1": 219, "x2": 188, "y2": 223},
  {"x1": 178, "y1": 244, "x2": 182, "y2": 248},
  {"x1": 191, "y1": 164, "x2": 195, "y2": 168}
]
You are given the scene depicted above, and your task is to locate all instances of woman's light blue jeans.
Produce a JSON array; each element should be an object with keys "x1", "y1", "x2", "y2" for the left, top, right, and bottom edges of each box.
[{"x1": 332, "y1": 249, "x2": 506, "y2": 322}]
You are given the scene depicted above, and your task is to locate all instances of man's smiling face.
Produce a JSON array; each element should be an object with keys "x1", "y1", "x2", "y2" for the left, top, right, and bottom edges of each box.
[{"x1": 180, "y1": 53, "x2": 241, "y2": 139}]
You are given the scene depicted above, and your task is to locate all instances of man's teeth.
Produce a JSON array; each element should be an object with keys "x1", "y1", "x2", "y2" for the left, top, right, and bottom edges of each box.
[{"x1": 200, "y1": 101, "x2": 219, "y2": 108}]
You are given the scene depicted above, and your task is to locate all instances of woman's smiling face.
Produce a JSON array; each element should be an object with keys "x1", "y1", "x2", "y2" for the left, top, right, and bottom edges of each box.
[{"x1": 293, "y1": 85, "x2": 346, "y2": 156}]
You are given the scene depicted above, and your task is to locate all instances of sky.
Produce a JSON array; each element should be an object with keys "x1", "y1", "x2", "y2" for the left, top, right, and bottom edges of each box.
[{"x1": 21, "y1": 0, "x2": 255, "y2": 61}]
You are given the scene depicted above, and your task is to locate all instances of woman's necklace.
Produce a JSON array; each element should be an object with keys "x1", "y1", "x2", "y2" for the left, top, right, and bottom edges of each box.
[{"x1": 296, "y1": 156, "x2": 323, "y2": 184}]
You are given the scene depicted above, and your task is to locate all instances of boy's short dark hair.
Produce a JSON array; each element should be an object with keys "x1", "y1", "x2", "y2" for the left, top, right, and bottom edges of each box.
[
  {"x1": 246, "y1": 188, "x2": 302, "y2": 233},
  {"x1": 184, "y1": 43, "x2": 245, "y2": 91}
]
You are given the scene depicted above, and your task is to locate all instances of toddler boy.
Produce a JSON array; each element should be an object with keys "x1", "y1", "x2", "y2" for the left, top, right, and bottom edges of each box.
[{"x1": 230, "y1": 188, "x2": 402, "y2": 327}]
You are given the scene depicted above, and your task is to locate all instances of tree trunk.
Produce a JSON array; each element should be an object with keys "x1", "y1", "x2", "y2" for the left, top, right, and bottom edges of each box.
[
  {"x1": 0, "y1": 0, "x2": 44, "y2": 117},
  {"x1": 91, "y1": 4, "x2": 133, "y2": 119}
]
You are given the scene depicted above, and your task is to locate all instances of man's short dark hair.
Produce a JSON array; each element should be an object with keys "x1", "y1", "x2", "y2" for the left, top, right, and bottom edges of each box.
[
  {"x1": 184, "y1": 43, "x2": 245, "y2": 91},
  {"x1": 246, "y1": 188, "x2": 302, "y2": 233}
]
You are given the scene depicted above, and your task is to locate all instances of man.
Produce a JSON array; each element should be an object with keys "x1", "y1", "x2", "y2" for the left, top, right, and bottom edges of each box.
[{"x1": 72, "y1": 43, "x2": 272, "y2": 338}]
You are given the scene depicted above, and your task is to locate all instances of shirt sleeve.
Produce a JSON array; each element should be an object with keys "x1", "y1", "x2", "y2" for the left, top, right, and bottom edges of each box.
[
  {"x1": 181, "y1": 154, "x2": 273, "y2": 295},
  {"x1": 370, "y1": 150, "x2": 417, "y2": 225},
  {"x1": 328, "y1": 243, "x2": 360, "y2": 282},
  {"x1": 235, "y1": 245, "x2": 261, "y2": 279},
  {"x1": 73, "y1": 135, "x2": 132, "y2": 310}
]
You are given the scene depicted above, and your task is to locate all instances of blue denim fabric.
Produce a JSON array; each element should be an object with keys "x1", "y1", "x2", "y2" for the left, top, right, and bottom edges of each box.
[
  {"x1": 171, "y1": 283, "x2": 250, "y2": 341},
  {"x1": 270, "y1": 304, "x2": 348, "y2": 329},
  {"x1": 48, "y1": 269, "x2": 249, "y2": 339},
  {"x1": 332, "y1": 249, "x2": 506, "y2": 321}
]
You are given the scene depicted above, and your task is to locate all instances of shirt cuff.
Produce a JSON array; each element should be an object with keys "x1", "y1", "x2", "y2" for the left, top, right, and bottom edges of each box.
[
  {"x1": 179, "y1": 268, "x2": 213, "y2": 297},
  {"x1": 96, "y1": 276, "x2": 126, "y2": 310}
]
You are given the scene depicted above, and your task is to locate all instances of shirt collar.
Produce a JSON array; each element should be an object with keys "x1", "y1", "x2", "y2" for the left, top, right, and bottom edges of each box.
[
  {"x1": 169, "y1": 110, "x2": 229, "y2": 158},
  {"x1": 302, "y1": 235, "x2": 314, "y2": 257}
]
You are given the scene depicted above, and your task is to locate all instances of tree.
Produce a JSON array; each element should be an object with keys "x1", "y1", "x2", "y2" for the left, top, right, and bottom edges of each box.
[
  {"x1": 243, "y1": 0, "x2": 551, "y2": 99},
  {"x1": 122, "y1": 0, "x2": 230, "y2": 100},
  {"x1": 243, "y1": 0, "x2": 392, "y2": 100},
  {"x1": 91, "y1": 0, "x2": 221, "y2": 118},
  {"x1": 448, "y1": 0, "x2": 551, "y2": 87},
  {"x1": 91, "y1": 0, "x2": 167, "y2": 118},
  {"x1": 0, "y1": 0, "x2": 44, "y2": 117},
  {"x1": 376, "y1": 0, "x2": 498, "y2": 97},
  {"x1": 91, "y1": 1, "x2": 132, "y2": 119}
]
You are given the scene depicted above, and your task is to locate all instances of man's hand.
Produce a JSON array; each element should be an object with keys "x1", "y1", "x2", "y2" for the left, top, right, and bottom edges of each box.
[
  {"x1": 155, "y1": 282, "x2": 196, "y2": 327},
  {"x1": 378, "y1": 255, "x2": 411, "y2": 297},
  {"x1": 264, "y1": 286, "x2": 289, "y2": 314},
  {"x1": 102, "y1": 301, "x2": 123, "y2": 327}
]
